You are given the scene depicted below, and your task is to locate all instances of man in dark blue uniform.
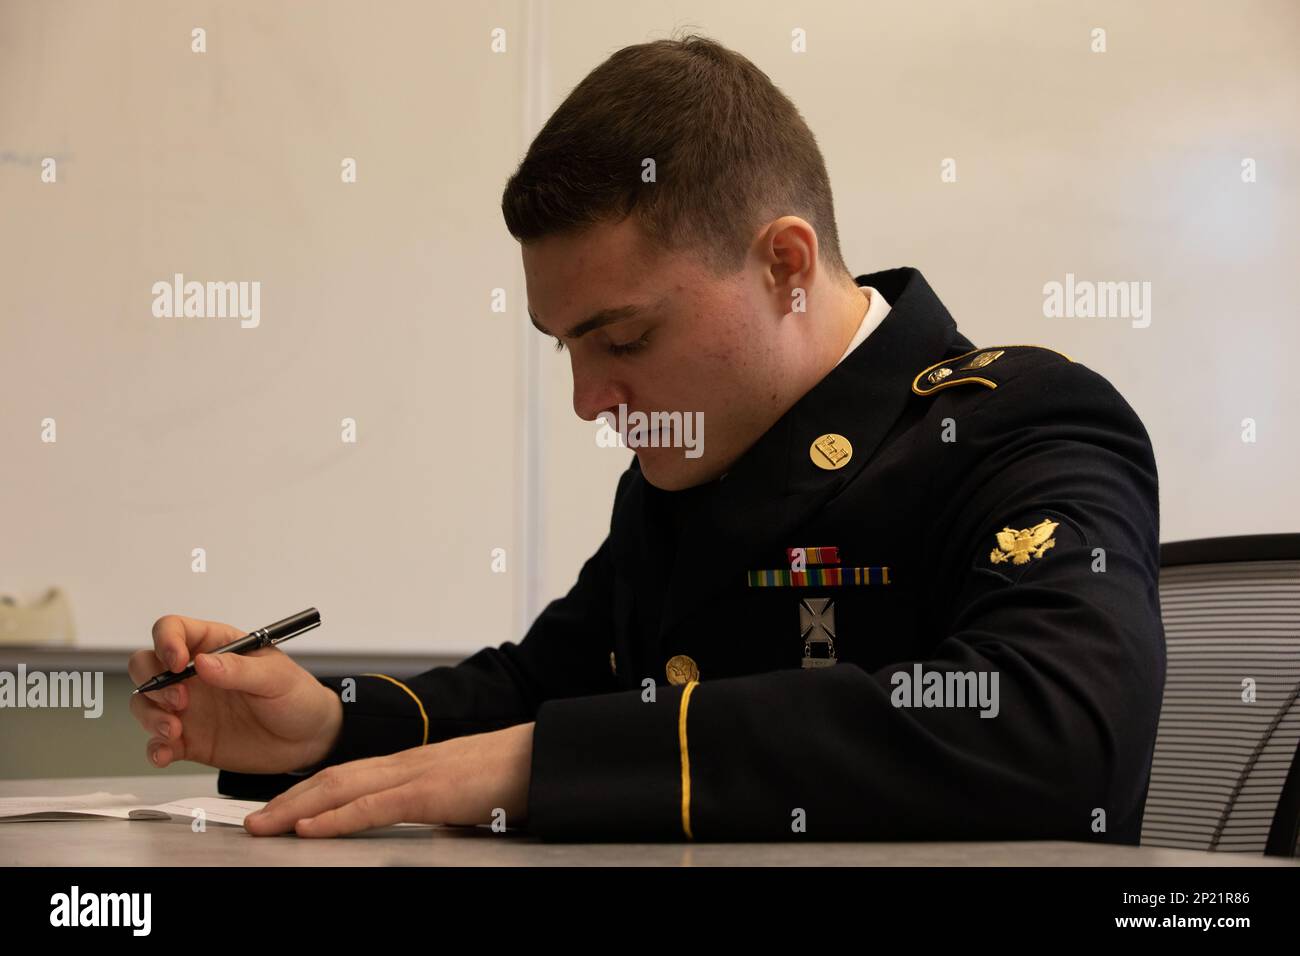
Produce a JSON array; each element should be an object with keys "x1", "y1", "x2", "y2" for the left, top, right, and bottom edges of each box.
[
  {"x1": 206, "y1": 263, "x2": 1164, "y2": 843},
  {"x1": 135, "y1": 35, "x2": 1165, "y2": 843}
]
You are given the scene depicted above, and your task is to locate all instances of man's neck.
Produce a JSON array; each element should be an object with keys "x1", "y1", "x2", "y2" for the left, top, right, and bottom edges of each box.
[
  {"x1": 707, "y1": 278, "x2": 871, "y2": 488},
  {"x1": 817, "y1": 277, "x2": 871, "y2": 375}
]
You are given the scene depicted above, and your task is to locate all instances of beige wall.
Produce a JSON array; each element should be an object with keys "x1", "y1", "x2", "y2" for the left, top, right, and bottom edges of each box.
[{"x1": 1, "y1": 0, "x2": 1296, "y2": 672}]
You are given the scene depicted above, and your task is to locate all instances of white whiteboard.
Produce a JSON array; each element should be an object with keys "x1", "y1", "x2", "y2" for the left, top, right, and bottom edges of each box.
[{"x1": 2, "y1": 1, "x2": 1297, "y2": 656}]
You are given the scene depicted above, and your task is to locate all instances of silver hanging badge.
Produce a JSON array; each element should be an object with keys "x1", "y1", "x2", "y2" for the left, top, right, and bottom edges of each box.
[{"x1": 799, "y1": 596, "x2": 837, "y2": 668}]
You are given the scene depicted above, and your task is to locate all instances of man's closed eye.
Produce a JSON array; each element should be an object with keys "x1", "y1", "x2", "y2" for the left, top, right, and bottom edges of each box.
[{"x1": 553, "y1": 332, "x2": 651, "y2": 356}]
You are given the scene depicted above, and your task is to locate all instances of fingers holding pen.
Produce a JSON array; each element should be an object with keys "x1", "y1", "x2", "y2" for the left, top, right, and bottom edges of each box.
[
  {"x1": 150, "y1": 615, "x2": 246, "y2": 673},
  {"x1": 127, "y1": 649, "x2": 189, "y2": 711}
]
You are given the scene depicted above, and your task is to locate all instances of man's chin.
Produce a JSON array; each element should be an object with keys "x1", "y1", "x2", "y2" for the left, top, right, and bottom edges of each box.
[{"x1": 635, "y1": 449, "x2": 713, "y2": 491}]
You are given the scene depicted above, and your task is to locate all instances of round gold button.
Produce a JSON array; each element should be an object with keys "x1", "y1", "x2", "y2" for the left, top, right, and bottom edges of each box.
[
  {"x1": 926, "y1": 366, "x2": 953, "y2": 385},
  {"x1": 809, "y1": 433, "x2": 853, "y2": 470},
  {"x1": 665, "y1": 654, "x2": 699, "y2": 685}
]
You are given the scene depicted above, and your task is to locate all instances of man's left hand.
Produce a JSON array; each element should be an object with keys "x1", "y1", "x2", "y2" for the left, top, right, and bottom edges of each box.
[{"x1": 242, "y1": 721, "x2": 535, "y2": 837}]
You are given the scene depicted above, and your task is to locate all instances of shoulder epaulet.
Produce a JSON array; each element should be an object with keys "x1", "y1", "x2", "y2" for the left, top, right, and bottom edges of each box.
[{"x1": 911, "y1": 345, "x2": 1073, "y2": 396}]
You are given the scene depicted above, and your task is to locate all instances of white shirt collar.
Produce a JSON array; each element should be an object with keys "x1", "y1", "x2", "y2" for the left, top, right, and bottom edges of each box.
[{"x1": 834, "y1": 284, "x2": 892, "y2": 366}]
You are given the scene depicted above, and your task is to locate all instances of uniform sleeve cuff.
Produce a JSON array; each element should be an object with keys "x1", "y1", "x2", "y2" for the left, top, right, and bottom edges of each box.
[
  {"x1": 526, "y1": 681, "x2": 697, "y2": 841},
  {"x1": 314, "y1": 673, "x2": 429, "y2": 764}
]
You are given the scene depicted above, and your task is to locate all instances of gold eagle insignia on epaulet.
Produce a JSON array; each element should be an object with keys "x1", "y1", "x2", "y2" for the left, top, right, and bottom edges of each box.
[{"x1": 990, "y1": 518, "x2": 1059, "y2": 566}]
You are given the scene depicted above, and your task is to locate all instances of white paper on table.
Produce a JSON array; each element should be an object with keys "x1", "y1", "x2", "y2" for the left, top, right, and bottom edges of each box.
[{"x1": 0, "y1": 791, "x2": 436, "y2": 827}]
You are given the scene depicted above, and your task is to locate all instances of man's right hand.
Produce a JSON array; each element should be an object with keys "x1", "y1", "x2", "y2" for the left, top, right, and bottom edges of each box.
[{"x1": 128, "y1": 615, "x2": 344, "y2": 774}]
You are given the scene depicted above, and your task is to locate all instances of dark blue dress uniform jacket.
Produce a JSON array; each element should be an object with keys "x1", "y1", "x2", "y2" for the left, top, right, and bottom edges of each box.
[{"x1": 218, "y1": 266, "x2": 1166, "y2": 844}]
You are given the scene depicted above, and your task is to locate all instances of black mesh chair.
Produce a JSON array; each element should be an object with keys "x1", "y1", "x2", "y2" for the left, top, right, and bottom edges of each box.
[{"x1": 1141, "y1": 534, "x2": 1300, "y2": 856}]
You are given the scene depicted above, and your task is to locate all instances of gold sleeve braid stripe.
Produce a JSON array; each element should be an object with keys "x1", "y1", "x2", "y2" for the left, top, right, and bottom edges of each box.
[
  {"x1": 362, "y1": 673, "x2": 430, "y2": 746},
  {"x1": 679, "y1": 679, "x2": 700, "y2": 839}
]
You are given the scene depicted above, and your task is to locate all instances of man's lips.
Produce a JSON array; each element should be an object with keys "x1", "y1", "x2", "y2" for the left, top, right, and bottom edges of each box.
[{"x1": 631, "y1": 429, "x2": 665, "y2": 446}]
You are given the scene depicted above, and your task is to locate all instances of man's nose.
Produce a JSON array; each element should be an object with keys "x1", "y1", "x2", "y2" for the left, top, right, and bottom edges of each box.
[{"x1": 572, "y1": 363, "x2": 629, "y2": 422}]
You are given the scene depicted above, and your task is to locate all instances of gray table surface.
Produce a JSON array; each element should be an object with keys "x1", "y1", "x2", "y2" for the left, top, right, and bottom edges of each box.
[{"x1": 2, "y1": 775, "x2": 1296, "y2": 866}]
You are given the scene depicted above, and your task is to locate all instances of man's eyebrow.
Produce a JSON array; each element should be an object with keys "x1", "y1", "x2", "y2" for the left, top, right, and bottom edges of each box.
[{"x1": 528, "y1": 297, "x2": 666, "y2": 340}]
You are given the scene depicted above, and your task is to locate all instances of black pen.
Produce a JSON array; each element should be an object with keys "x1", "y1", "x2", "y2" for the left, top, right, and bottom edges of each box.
[{"x1": 131, "y1": 608, "x2": 322, "y2": 695}]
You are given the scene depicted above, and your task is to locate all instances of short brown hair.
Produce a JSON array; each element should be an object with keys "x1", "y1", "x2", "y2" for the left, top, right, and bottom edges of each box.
[{"x1": 501, "y1": 32, "x2": 850, "y2": 279}]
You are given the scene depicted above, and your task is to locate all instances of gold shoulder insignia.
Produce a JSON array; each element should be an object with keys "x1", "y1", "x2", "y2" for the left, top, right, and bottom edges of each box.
[
  {"x1": 912, "y1": 345, "x2": 1073, "y2": 396},
  {"x1": 990, "y1": 518, "x2": 1059, "y2": 566}
]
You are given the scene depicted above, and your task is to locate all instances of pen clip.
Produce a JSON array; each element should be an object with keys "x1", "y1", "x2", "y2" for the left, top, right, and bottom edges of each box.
[{"x1": 267, "y1": 619, "x2": 321, "y2": 646}]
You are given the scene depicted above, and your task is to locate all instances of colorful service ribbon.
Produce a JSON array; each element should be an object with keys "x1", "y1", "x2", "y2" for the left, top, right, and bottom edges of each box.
[{"x1": 746, "y1": 566, "x2": 891, "y2": 588}]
